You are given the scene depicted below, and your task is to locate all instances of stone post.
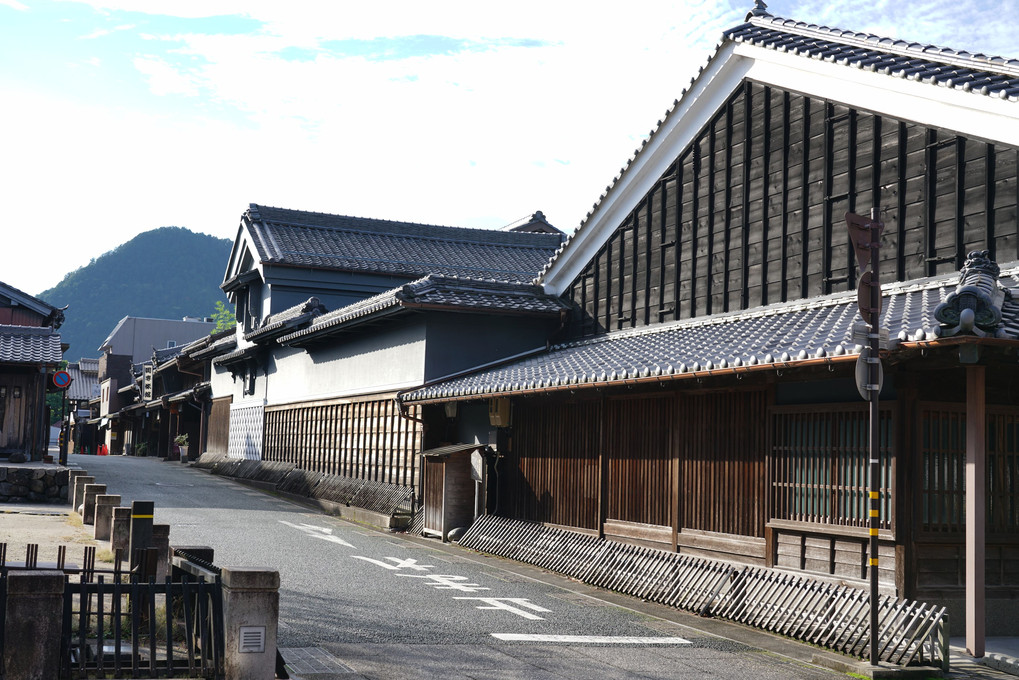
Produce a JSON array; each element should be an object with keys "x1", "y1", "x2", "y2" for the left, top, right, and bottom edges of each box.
[
  {"x1": 3, "y1": 570, "x2": 65, "y2": 680},
  {"x1": 153, "y1": 524, "x2": 171, "y2": 581},
  {"x1": 111, "y1": 506, "x2": 131, "y2": 556},
  {"x1": 71, "y1": 475, "x2": 94, "y2": 516},
  {"x1": 93, "y1": 494, "x2": 122, "y2": 541},
  {"x1": 221, "y1": 567, "x2": 280, "y2": 680},
  {"x1": 82, "y1": 483, "x2": 106, "y2": 525},
  {"x1": 66, "y1": 469, "x2": 87, "y2": 505}
]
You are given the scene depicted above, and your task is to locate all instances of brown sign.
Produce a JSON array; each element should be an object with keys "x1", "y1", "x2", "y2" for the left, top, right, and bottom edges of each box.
[{"x1": 857, "y1": 270, "x2": 881, "y2": 326}]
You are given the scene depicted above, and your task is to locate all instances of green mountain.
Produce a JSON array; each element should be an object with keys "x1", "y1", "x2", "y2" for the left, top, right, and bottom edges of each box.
[{"x1": 41, "y1": 227, "x2": 233, "y2": 362}]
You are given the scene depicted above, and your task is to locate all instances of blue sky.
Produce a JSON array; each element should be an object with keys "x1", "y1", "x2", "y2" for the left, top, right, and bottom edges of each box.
[{"x1": 1, "y1": 0, "x2": 1016, "y2": 295}]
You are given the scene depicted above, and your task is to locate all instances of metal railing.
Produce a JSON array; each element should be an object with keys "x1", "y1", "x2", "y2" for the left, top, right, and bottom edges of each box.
[
  {"x1": 61, "y1": 572, "x2": 224, "y2": 679},
  {"x1": 0, "y1": 543, "x2": 224, "y2": 679},
  {"x1": 458, "y1": 515, "x2": 949, "y2": 671}
]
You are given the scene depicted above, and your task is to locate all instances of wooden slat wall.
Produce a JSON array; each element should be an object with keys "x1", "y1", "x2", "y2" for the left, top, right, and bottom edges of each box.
[
  {"x1": 678, "y1": 389, "x2": 768, "y2": 538},
  {"x1": 917, "y1": 403, "x2": 1019, "y2": 537},
  {"x1": 507, "y1": 399, "x2": 602, "y2": 530},
  {"x1": 563, "y1": 81, "x2": 1019, "y2": 339},
  {"x1": 770, "y1": 404, "x2": 893, "y2": 530},
  {"x1": 263, "y1": 397, "x2": 422, "y2": 489},
  {"x1": 205, "y1": 396, "x2": 232, "y2": 455},
  {"x1": 917, "y1": 403, "x2": 966, "y2": 535},
  {"x1": 604, "y1": 396, "x2": 673, "y2": 526}
]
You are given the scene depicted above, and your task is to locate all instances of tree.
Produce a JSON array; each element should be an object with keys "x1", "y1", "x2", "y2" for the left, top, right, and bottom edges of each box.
[{"x1": 212, "y1": 299, "x2": 235, "y2": 332}]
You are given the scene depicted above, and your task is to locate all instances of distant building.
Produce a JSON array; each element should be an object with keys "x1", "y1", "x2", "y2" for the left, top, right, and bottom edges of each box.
[{"x1": 93, "y1": 316, "x2": 214, "y2": 454}]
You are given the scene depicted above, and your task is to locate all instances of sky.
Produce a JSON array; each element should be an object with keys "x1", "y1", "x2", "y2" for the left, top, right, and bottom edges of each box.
[{"x1": 1, "y1": 0, "x2": 1017, "y2": 297}]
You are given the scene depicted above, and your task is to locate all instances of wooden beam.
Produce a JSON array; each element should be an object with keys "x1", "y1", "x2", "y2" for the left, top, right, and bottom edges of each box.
[{"x1": 966, "y1": 363, "x2": 986, "y2": 658}]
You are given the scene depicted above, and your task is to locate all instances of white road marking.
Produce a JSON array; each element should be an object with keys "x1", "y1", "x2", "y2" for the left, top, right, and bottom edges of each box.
[
  {"x1": 351, "y1": 556, "x2": 433, "y2": 571},
  {"x1": 398, "y1": 574, "x2": 489, "y2": 592},
  {"x1": 491, "y1": 634, "x2": 692, "y2": 644},
  {"x1": 279, "y1": 520, "x2": 355, "y2": 548},
  {"x1": 453, "y1": 597, "x2": 552, "y2": 620}
]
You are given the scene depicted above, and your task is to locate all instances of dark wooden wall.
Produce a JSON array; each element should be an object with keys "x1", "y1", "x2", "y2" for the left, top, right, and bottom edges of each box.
[
  {"x1": 206, "y1": 396, "x2": 232, "y2": 455},
  {"x1": 0, "y1": 372, "x2": 35, "y2": 453},
  {"x1": 564, "y1": 81, "x2": 1019, "y2": 339},
  {"x1": 504, "y1": 388, "x2": 769, "y2": 547}
]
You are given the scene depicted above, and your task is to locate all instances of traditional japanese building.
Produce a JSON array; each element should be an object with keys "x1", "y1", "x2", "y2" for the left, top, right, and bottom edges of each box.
[
  {"x1": 212, "y1": 204, "x2": 565, "y2": 511},
  {"x1": 400, "y1": 3, "x2": 1019, "y2": 642},
  {"x1": 0, "y1": 280, "x2": 65, "y2": 461}
]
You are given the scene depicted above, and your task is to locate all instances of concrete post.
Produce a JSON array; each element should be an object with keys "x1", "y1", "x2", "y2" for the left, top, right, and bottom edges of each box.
[
  {"x1": 82, "y1": 483, "x2": 107, "y2": 526},
  {"x1": 3, "y1": 570, "x2": 65, "y2": 680},
  {"x1": 153, "y1": 524, "x2": 170, "y2": 581},
  {"x1": 71, "y1": 475, "x2": 94, "y2": 516},
  {"x1": 93, "y1": 494, "x2": 122, "y2": 541},
  {"x1": 66, "y1": 469, "x2": 87, "y2": 506},
  {"x1": 111, "y1": 506, "x2": 131, "y2": 556},
  {"x1": 221, "y1": 567, "x2": 280, "y2": 680}
]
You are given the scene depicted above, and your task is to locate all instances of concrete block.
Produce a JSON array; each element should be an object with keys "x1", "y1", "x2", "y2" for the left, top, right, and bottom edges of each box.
[
  {"x1": 71, "y1": 475, "x2": 94, "y2": 516},
  {"x1": 3, "y1": 570, "x2": 65, "y2": 680},
  {"x1": 93, "y1": 494, "x2": 121, "y2": 541},
  {"x1": 111, "y1": 506, "x2": 131, "y2": 555},
  {"x1": 82, "y1": 483, "x2": 106, "y2": 526},
  {"x1": 153, "y1": 524, "x2": 170, "y2": 581},
  {"x1": 221, "y1": 566, "x2": 280, "y2": 680}
]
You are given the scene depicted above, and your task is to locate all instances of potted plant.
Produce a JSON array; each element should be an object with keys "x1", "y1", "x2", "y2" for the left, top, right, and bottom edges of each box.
[{"x1": 174, "y1": 434, "x2": 189, "y2": 462}]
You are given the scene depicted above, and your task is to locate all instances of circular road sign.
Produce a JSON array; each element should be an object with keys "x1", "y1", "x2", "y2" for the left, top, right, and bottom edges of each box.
[{"x1": 52, "y1": 370, "x2": 72, "y2": 390}]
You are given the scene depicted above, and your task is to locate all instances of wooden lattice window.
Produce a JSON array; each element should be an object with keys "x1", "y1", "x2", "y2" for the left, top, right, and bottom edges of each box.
[
  {"x1": 770, "y1": 404, "x2": 893, "y2": 530},
  {"x1": 919, "y1": 404, "x2": 1019, "y2": 536}
]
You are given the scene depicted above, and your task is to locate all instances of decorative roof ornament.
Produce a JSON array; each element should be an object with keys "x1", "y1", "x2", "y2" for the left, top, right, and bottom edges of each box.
[
  {"x1": 746, "y1": 0, "x2": 770, "y2": 20},
  {"x1": 934, "y1": 250, "x2": 1013, "y2": 338}
]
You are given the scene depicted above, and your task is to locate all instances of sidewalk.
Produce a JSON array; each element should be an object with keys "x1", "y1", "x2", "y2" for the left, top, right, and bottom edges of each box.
[{"x1": 6, "y1": 452, "x2": 1019, "y2": 680}]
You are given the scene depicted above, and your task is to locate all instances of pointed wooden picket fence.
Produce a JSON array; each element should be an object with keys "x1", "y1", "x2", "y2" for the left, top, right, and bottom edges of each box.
[{"x1": 458, "y1": 515, "x2": 948, "y2": 671}]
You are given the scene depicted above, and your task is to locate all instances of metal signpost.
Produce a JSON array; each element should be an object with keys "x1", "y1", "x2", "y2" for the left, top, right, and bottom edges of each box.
[
  {"x1": 52, "y1": 369, "x2": 72, "y2": 466},
  {"x1": 845, "y1": 208, "x2": 883, "y2": 666}
]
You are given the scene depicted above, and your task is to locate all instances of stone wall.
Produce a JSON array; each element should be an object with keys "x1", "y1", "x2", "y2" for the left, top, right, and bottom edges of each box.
[{"x1": 0, "y1": 466, "x2": 69, "y2": 503}]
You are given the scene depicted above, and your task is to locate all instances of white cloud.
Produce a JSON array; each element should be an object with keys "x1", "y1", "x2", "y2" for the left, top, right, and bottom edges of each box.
[{"x1": 3, "y1": 0, "x2": 1017, "y2": 297}]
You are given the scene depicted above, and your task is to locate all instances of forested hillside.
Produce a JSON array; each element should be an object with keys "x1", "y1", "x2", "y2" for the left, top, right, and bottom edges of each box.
[{"x1": 41, "y1": 227, "x2": 232, "y2": 362}]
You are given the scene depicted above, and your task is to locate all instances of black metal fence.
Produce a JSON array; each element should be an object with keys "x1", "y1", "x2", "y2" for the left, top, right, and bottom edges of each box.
[
  {"x1": 0, "y1": 543, "x2": 224, "y2": 680},
  {"x1": 61, "y1": 573, "x2": 224, "y2": 679}
]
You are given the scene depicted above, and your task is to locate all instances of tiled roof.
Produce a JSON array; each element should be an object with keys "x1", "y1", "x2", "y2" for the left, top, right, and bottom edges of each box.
[
  {"x1": 244, "y1": 204, "x2": 564, "y2": 284},
  {"x1": 726, "y1": 15, "x2": 1019, "y2": 101},
  {"x1": 66, "y1": 361, "x2": 100, "y2": 402},
  {"x1": 245, "y1": 297, "x2": 327, "y2": 342},
  {"x1": 187, "y1": 331, "x2": 237, "y2": 361},
  {"x1": 153, "y1": 346, "x2": 184, "y2": 363},
  {"x1": 403, "y1": 263, "x2": 1019, "y2": 402},
  {"x1": 278, "y1": 275, "x2": 566, "y2": 346},
  {"x1": 534, "y1": 7, "x2": 1019, "y2": 284},
  {"x1": 0, "y1": 325, "x2": 63, "y2": 364}
]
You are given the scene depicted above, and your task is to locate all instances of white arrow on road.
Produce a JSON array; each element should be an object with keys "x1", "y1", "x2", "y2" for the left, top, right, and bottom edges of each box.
[{"x1": 279, "y1": 520, "x2": 355, "y2": 548}]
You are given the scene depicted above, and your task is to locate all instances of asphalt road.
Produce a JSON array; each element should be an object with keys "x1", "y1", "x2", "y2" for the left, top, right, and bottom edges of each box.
[{"x1": 72, "y1": 453, "x2": 843, "y2": 679}]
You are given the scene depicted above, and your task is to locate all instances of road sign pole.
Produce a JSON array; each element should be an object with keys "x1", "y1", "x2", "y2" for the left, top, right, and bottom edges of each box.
[{"x1": 867, "y1": 207, "x2": 882, "y2": 666}]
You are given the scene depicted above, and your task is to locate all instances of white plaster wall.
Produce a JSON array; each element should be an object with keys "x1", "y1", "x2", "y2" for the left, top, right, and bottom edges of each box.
[{"x1": 264, "y1": 323, "x2": 427, "y2": 405}]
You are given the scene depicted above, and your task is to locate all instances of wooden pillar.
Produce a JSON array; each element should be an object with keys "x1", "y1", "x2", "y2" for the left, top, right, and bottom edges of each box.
[{"x1": 966, "y1": 364, "x2": 986, "y2": 658}]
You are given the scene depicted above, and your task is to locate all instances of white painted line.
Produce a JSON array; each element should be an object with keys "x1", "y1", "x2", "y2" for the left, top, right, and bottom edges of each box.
[
  {"x1": 491, "y1": 634, "x2": 692, "y2": 644},
  {"x1": 454, "y1": 597, "x2": 552, "y2": 620}
]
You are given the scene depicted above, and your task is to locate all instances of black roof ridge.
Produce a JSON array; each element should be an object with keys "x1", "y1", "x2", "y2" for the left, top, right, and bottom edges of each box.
[
  {"x1": 738, "y1": 13, "x2": 1019, "y2": 77},
  {"x1": 248, "y1": 203, "x2": 563, "y2": 249}
]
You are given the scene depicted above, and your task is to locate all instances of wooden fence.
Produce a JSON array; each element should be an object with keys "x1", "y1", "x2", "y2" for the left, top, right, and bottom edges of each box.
[{"x1": 459, "y1": 515, "x2": 948, "y2": 670}]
